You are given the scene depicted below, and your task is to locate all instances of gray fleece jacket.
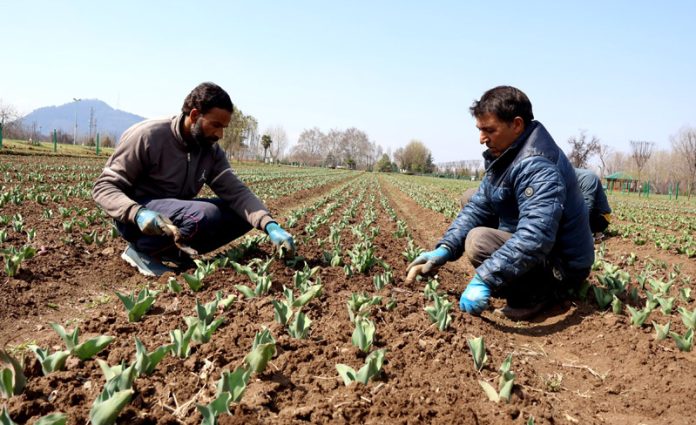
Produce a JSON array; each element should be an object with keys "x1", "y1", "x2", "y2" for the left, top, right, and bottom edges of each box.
[{"x1": 92, "y1": 113, "x2": 274, "y2": 230}]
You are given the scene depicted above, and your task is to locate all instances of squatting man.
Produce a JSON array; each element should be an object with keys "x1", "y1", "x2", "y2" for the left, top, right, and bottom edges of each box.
[
  {"x1": 93, "y1": 82, "x2": 295, "y2": 277},
  {"x1": 407, "y1": 86, "x2": 596, "y2": 320}
]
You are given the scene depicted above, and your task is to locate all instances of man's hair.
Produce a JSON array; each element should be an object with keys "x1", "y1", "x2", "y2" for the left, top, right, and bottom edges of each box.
[
  {"x1": 469, "y1": 86, "x2": 534, "y2": 125},
  {"x1": 182, "y1": 82, "x2": 234, "y2": 115}
]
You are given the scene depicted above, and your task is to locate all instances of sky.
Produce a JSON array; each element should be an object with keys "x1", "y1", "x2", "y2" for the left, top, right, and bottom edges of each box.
[{"x1": 1, "y1": 1, "x2": 695, "y2": 164}]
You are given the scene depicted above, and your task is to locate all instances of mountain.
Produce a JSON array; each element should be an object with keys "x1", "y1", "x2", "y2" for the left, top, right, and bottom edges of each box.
[{"x1": 22, "y1": 99, "x2": 146, "y2": 143}]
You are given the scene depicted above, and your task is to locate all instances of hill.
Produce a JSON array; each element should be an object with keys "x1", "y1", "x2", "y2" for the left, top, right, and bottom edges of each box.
[{"x1": 21, "y1": 99, "x2": 146, "y2": 143}]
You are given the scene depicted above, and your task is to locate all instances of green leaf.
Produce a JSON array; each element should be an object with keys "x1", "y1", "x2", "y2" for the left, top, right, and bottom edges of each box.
[
  {"x1": 0, "y1": 408, "x2": 18, "y2": 425},
  {"x1": 335, "y1": 364, "x2": 357, "y2": 386},
  {"x1": 197, "y1": 391, "x2": 232, "y2": 425},
  {"x1": 167, "y1": 277, "x2": 182, "y2": 293},
  {"x1": 49, "y1": 323, "x2": 79, "y2": 351},
  {"x1": 216, "y1": 292, "x2": 236, "y2": 310},
  {"x1": 626, "y1": 305, "x2": 650, "y2": 328},
  {"x1": 34, "y1": 413, "x2": 67, "y2": 425},
  {"x1": 29, "y1": 346, "x2": 69, "y2": 375},
  {"x1": 292, "y1": 284, "x2": 323, "y2": 308},
  {"x1": 467, "y1": 336, "x2": 487, "y2": 371},
  {"x1": 351, "y1": 317, "x2": 375, "y2": 352},
  {"x1": 115, "y1": 289, "x2": 156, "y2": 322},
  {"x1": 498, "y1": 377, "x2": 514, "y2": 403},
  {"x1": 479, "y1": 380, "x2": 500, "y2": 402},
  {"x1": 89, "y1": 389, "x2": 133, "y2": 425},
  {"x1": 652, "y1": 321, "x2": 670, "y2": 341},
  {"x1": 217, "y1": 367, "x2": 249, "y2": 403},
  {"x1": 72, "y1": 335, "x2": 114, "y2": 360},
  {"x1": 0, "y1": 350, "x2": 25, "y2": 397},
  {"x1": 355, "y1": 349, "x2": 385, "y2": 384},
  {"x1": 134, "y1": 338, "x2": 171, "y2": 376},
  {"x1": 244, "y1": 342, "x2": 276, "y2": 374},
  {"x1": 235, "y1": 284, "x2": 256, "y2": 299},
  {"x1": 287, "y1": 311, "x2": 312, "y2": 339},
  {"x1": 272, "y1": 300, "x2": 291, "y2": 326},
  {"x1": 592, "y1": 286, "x2": 612, "y2": 309},
  {"x1": 678, "y1": 307, "x2": 696, "y2": 330},
  {"x1": 96, "y1": 359, "x2": 125, "y2": 382},
  {"x1": 670, "y1": 328, "x2": 694, "y2": 352},
  {"x1": 0, "y1": 369, "x2": 14, "y2": 399},
  {"x1": 170, "y1": 323, "x2": 198, "y2": 359},
  {"x1": 183, "y1": 272, "x2": 204, "y2": 291},
  {"x1": 611, "y1": 295, "x2": 622, "y2": 314}
]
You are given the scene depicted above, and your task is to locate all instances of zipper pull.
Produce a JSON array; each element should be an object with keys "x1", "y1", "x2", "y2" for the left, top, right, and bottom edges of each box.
[{"x1": 187, "y1": 153, "x2": 191, "y2": 162}]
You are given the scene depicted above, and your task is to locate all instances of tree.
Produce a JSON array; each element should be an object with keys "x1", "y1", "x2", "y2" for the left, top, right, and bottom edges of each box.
[
  {"x1": 630, "y1": 140, "x2": 654, "y2": 190},
  {"x1": 261, "y1": 134, "x2": 272, "y2": 162},
  {"x1": 0, "y1": 99, "x2": 24, "y2": 140},
  {"x1": 219, "y1": 108, "x2": 257, "y2": 161},
  {"x1": 671, "y1": 127, "x2": 696, "y2": 198},
  {"x1": 567, "y1": 130, "x2": 600, "y2": 168},
  {"x1": 596, "y1": 143, "x2": 612, "y2": 178},
  {"x1": 265, "y1": 125, "x2": 288, "y2": 161},
  {"x1": 291, "y1": 127, "x2": 324, "y2": 166},
  {"x1": 399, "y1": 140, "x2": 434, "y2": 173},
  {"x1": 376, "y1": 153, "x2": 395, "y2": 172}
]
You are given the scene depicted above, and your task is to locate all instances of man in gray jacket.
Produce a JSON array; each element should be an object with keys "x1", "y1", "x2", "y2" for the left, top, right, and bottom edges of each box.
[
  {"x1": 93, "y1": 82, "x2": 295, "y2": 276},
  {"x1": 407, "y1": 86, "x2": 594, "y2": 320}
]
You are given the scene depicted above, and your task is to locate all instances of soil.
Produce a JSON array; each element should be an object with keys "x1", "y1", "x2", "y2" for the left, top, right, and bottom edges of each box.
[{"x1": 1, "y1": 155, "x2": 695, "y2": 425}]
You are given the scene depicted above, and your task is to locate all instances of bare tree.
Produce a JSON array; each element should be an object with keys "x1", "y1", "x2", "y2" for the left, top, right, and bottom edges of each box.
[
  {"x1": 630, "y1": 140, "x2": 654, "y2": 189},
  {"x1": 671, "y1": 127, "x2": 696, "y2": 198},
  {"x1": 265, "y1": 125, "x2": 288, "y2": 161},
  {"x1": 0, "y1": 99, "x2": 24, "y2": 140},
  {"x1": 596, "y1": 143, "x2": 612, "y2": 178},
  {"x1": 567, "y1": 130, "x2": 600, "y2": 168},
  {"x1": 291, "y1": 127, "x2": 324, "y2": 165}
]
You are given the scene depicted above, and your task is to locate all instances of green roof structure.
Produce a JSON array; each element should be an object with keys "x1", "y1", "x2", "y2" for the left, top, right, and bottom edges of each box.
[{"x1": 605, "y1": 171, "x2": 636, "y2": 181}]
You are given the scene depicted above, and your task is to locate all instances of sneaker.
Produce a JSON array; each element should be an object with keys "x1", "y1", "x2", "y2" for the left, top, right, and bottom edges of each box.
[{"x1": 121, "y1": 245, "x2": 174, "y2": 277}]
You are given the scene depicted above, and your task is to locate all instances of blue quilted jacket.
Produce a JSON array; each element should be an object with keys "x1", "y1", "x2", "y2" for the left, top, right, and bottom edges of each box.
[{"x1": 437, "y1": 121, "x2": 594, "y2": 289}]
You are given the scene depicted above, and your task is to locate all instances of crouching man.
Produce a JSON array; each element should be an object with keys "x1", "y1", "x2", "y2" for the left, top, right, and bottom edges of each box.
[
  {"x1": 93, "y1": 82, "x2": 294, "y2": 276},
  {"x1": 407, "y1": 86, "x2": 594, "y2": 320}
]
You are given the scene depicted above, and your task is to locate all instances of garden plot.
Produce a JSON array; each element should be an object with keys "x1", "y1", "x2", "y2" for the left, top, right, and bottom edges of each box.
[{"x1": 1, "y1": 155, "x2": 695, "y2": 424}]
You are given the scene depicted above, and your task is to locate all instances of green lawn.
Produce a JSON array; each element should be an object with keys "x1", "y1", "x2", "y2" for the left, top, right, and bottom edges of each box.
[{"x1": 0, "y1": 138, "x2": 114, "y2": 157}]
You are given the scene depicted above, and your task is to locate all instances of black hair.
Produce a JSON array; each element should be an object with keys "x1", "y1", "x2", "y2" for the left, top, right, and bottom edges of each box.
[
  {"x1": 182, "y1": 82, "x2": 234, "y2": 115},
  {"x1": 469, "y1": 86, "x2": 534, "y2": 125}
]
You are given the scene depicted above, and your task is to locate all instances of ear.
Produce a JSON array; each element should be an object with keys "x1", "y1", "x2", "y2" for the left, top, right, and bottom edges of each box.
[
  {"x1": 512, "y1": 116, "x2": 525, "y2": 135},
  {"x1": 189, "y1": 108, "x2": 201, "y2": 123}
]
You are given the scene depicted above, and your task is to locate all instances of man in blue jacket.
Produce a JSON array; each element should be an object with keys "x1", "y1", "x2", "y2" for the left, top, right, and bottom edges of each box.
[{"x1": 407, "y1": 86, "x2": 594, "y2": 320}]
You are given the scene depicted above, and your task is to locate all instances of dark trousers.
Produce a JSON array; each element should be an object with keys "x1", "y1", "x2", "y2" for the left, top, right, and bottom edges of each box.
[
  {"x1": 116, "y1": 198, "x2": 253, "y2": 256},
  {"x1": 464, "y1": 226, "x2": 588, "y2": 306}
]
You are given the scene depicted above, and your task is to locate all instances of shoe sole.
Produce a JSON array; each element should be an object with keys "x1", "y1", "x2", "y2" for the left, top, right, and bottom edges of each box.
[{"x1": 121, "y1": 251, "x2": 156, "y2": 277}]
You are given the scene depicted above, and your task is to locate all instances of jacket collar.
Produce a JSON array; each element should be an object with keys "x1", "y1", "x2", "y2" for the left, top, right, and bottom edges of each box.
[
  {"x1": 483, "y1": 121, "x2": 538, "y2": 172},
  {"x1": 170, "y1": 113, "x2": 200, "y2": 153}
]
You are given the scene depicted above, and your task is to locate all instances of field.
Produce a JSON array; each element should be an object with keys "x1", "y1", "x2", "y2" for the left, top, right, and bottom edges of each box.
[{"x1": 1, "y1": 154, "x2": 695, "y2": 425}]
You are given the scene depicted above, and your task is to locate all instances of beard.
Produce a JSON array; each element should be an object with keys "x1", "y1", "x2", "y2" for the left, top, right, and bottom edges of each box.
[{"x1": 191, "y1": 120, "x2": 219, "y2": 148}]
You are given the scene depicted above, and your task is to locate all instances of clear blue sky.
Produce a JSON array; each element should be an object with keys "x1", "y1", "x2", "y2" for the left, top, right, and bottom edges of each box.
[{"x1": 2, "y1": 1, "x2": 695, "y2": 163}]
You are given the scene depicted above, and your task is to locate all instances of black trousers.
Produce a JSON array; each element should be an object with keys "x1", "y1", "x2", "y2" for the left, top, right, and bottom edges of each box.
[
  {"x1": 116, "y1": 198, "x2": 253, "y2": 256},
  {"x1": 464, "y1": 226, "x2": 589, "y2": 307}
]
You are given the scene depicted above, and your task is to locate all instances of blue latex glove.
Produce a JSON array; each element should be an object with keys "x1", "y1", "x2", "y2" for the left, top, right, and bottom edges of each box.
[
  {"x1": 405, "y1": 246, "x2": 451, "y2": 284},
  {"x1": 265, "y1": 222, "x2": 296, "y2": 255},
  {"x1": 459, "y1": 274, "x2": 491, "y2": 315},
  {"x1": 135, "y1": 208, "x2": 175, "y2": 236}
]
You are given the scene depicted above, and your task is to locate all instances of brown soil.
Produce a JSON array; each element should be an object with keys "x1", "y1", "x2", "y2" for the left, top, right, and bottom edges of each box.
[{"x1": 1, "y1": 155, "x2": 695, "y2": 425}]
